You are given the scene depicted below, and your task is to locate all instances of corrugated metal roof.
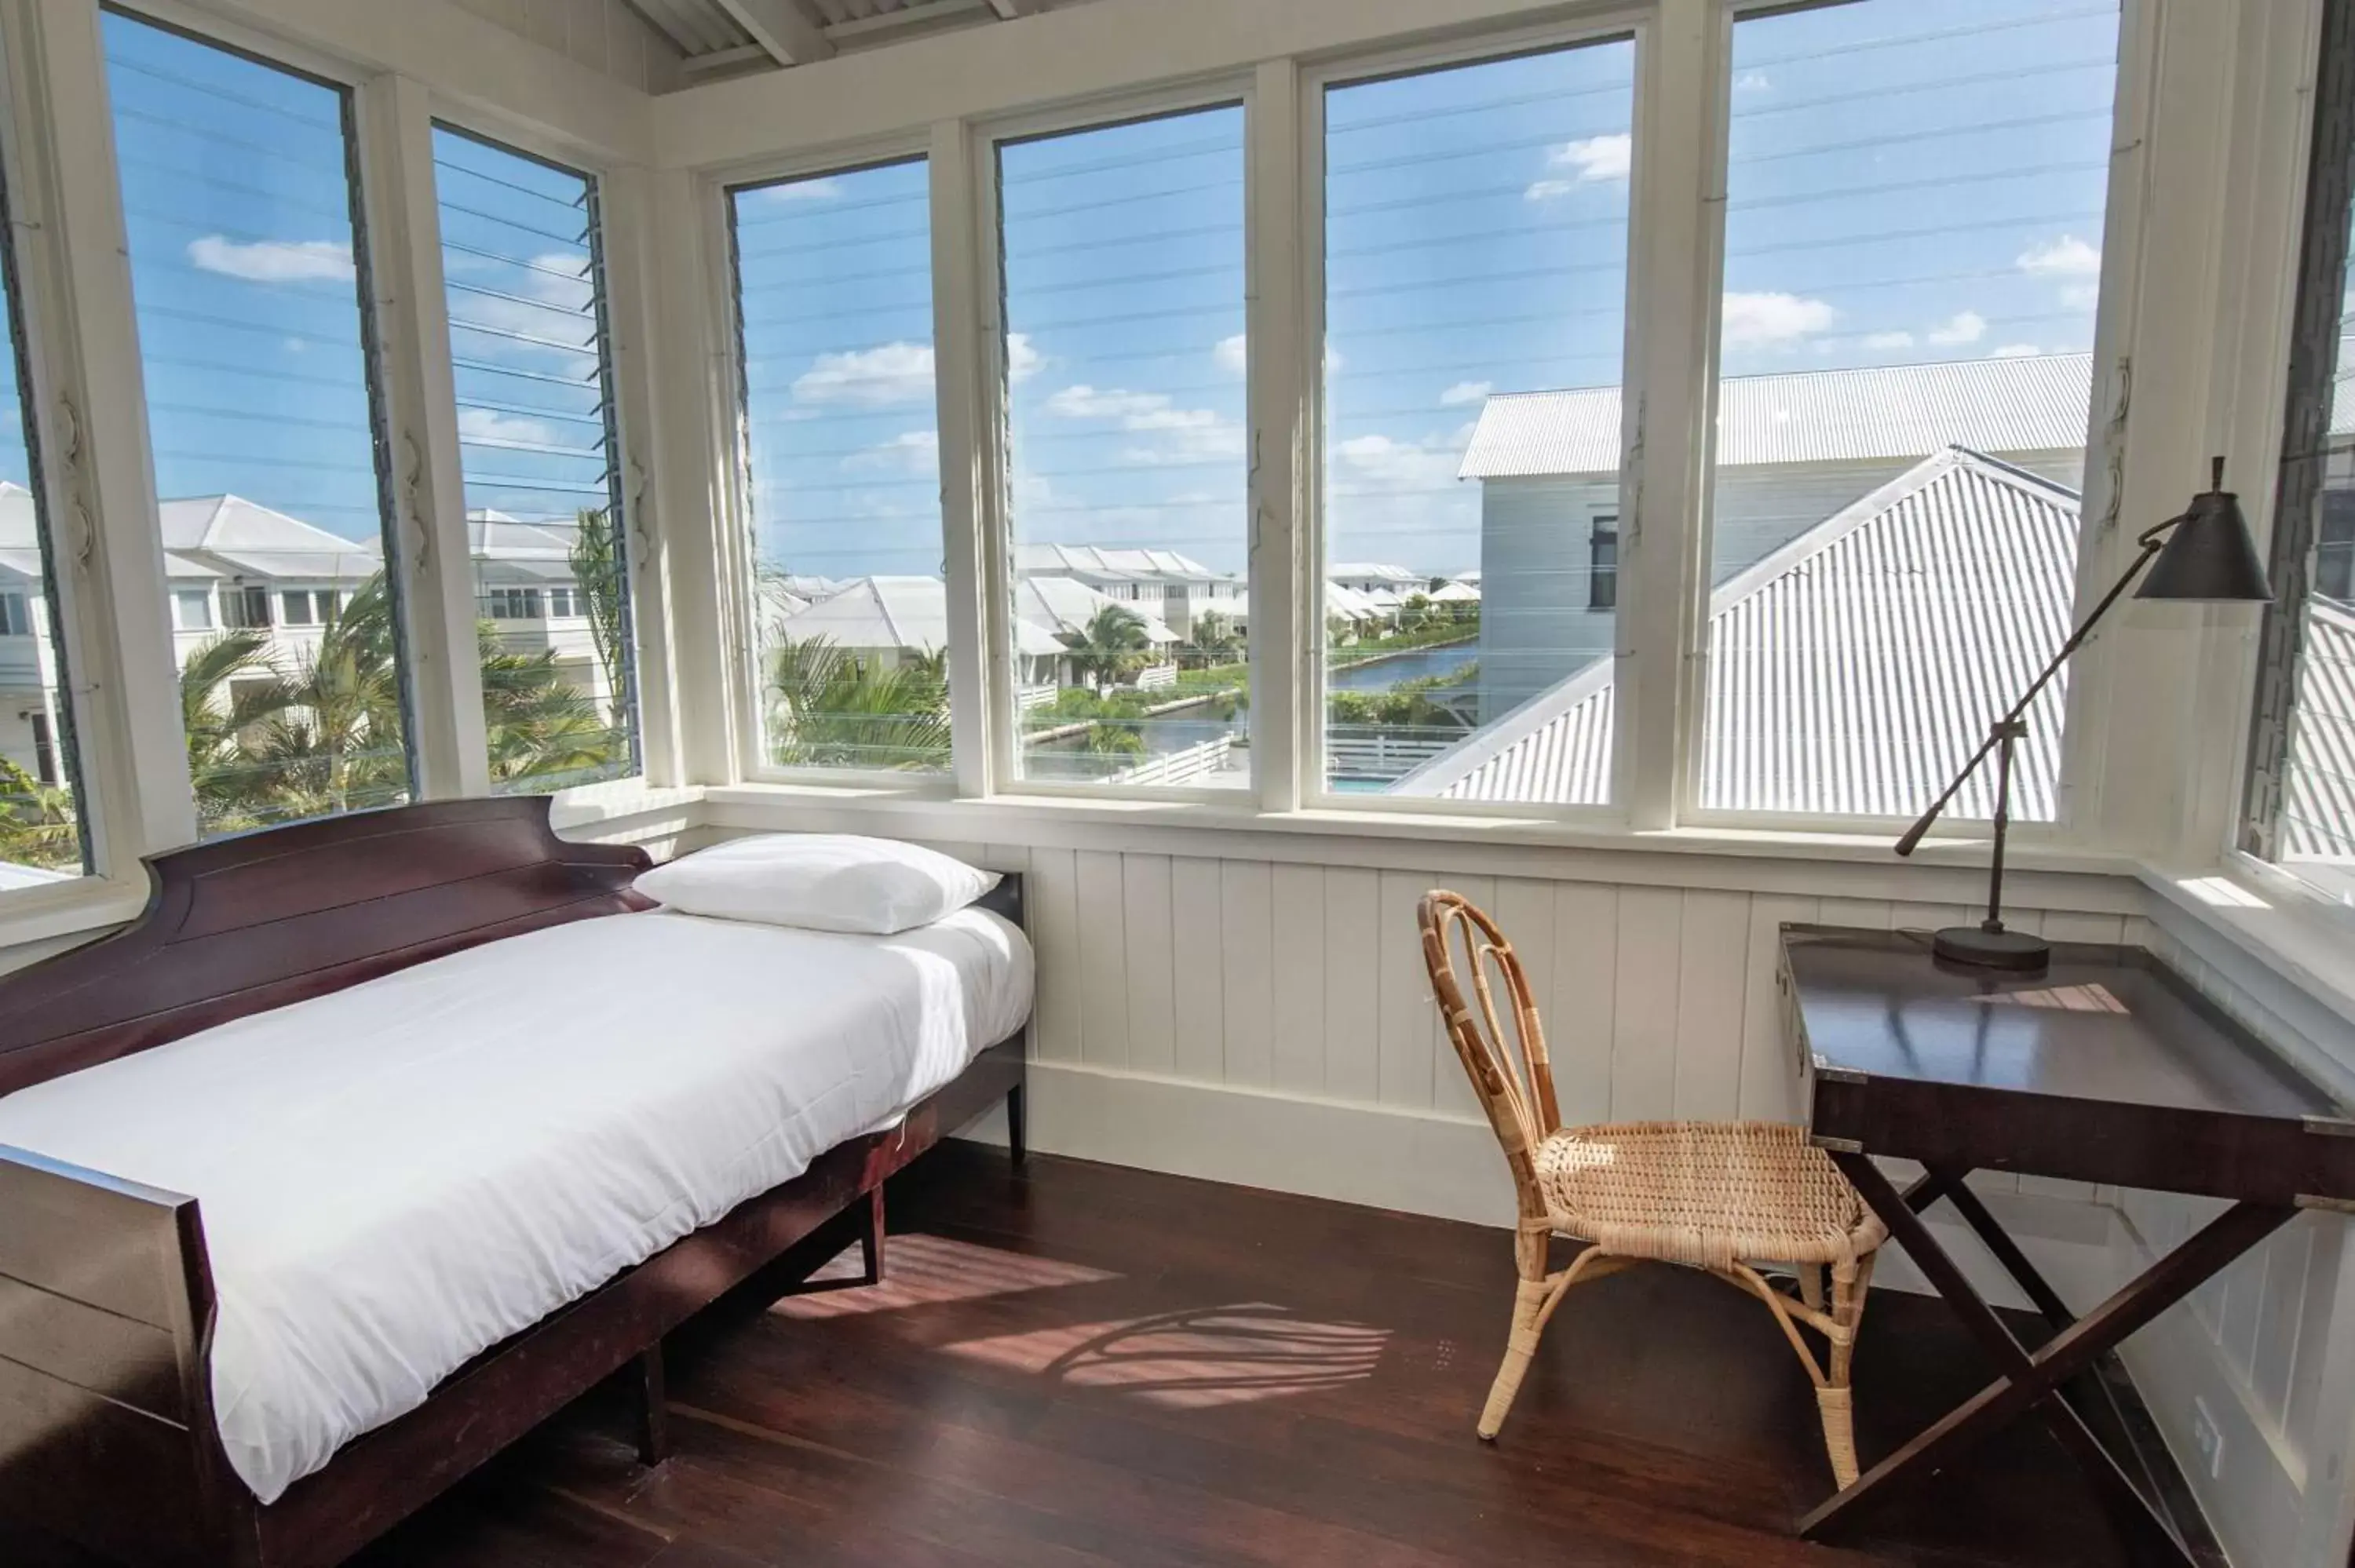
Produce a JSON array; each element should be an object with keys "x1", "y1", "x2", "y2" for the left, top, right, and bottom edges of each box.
[
  {"x1": 1459, "y1": 352, "x2": 2096, "y2": 480},
  {"x1": 1400, "y1": 447, "x2": 2081, "y2": 816},
  {"x1": 2284, "y1": 596, "x2": 2355, "y2": 859}
]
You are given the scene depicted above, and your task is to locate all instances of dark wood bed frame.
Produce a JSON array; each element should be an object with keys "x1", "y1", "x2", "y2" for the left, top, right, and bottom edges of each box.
[{"x1": 0, "y1": 797, "x2": 1028, "y2": 1568}]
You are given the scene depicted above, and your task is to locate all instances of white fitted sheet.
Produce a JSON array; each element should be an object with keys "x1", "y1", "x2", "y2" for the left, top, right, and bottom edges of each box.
[{"x1": 0, "y1": 906, "x2": 1031, "y2": 1504}]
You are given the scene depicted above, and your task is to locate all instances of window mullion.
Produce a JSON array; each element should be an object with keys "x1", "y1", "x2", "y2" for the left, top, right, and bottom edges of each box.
[
  {"x1": 1251, "y1": 59, "x2": 1305, "y2": 815},
  {"x1": 933, "y1": 117, "x2": 994, "y2": 800},
  {"x1": 354, "y1": 73, "x2": 490, "y2": 799},
  {"x1": 1620, "y1": 0, "x2": 1720, "y2": 831},
  {"x1": 14, "y1": 0, "x2": 193, "y2": 856}
]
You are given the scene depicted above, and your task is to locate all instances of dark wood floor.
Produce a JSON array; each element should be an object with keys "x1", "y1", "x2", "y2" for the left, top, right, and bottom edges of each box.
[{"x1": 13, "y1": 1146, "x2": 2151, "y2": 1568}]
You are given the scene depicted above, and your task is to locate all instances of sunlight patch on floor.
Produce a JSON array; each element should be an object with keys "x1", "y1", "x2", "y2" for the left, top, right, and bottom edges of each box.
[
  {"x1": 944, "y1": 1302, "x2": 1389, "y2": 1407},
  {"x1": 772, "y1": 1232, "x2": 1119, "y2": 1320}
]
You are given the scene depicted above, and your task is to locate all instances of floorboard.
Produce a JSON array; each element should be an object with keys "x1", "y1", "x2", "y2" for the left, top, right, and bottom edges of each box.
[{"x1": 6, "y1": 1145, "x2": 2154, "y2": 1567}]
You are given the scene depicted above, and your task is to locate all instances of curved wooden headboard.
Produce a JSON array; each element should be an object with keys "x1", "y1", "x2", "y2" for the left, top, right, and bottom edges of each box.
[{"x1": 0, "y1": 797, "x2": 652, "y2": 1096}]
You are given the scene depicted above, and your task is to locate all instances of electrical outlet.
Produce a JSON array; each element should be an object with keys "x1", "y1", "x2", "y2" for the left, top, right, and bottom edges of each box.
[{"x1": 2192, "y1": 1398, "x2": 2225, "y2": 1480}]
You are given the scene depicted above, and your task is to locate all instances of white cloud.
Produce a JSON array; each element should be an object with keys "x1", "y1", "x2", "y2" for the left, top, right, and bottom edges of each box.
[
  {"x1": 791, "y1": 341, "x2": 936, "y2": 407},
  {"x1": 1046, "y1": 385, "x2": 1175, "y2": 420},
  {"x1": 1722, "y1": 290, "x2": 1836, "y2": 348},
  {"x1": 1523, "y1": 180, "x2": 1577, "y2": 202},
  {"x1": 2061, "y1": 283, "x2": 2101, "y2": 311},
  {"x1": 1215, "y1": 333, "x2": 1248, "y2": 377},
  {"x1": 457, "y1": 407, "x2": 560, "y2": 448},
  {"x1": 1439, "y1": 380, "x2": 1494, "y2": 407},
  {"x1": 2017, "y1": 235, "x2": 2101, "y2": 277},
  {"x1": 1734, "y1": 71, "x2": 1773, "y2": 92},
  {"x1": 1988, "y1": 343, "x2": 2043, "y2": 359},
  {"x1": 754, "y1": 177, "x2": 844, "y2": 203},
  {"x1": 1006, "y1": 331, "x2": 1043, "y2": 383},
  {"x1": 844, "y1": 429, "x2": 940, "y2": 472},
  {"x1": 1862, "y1": 330, "x2": 1916, "y2": 350},
  {"x1": 1926, "y1": 310, "x2": 1988, "y2": 347},
  {"x1": 188, "y1": 236, "x2": 353, "y2": 284},
  {"x1": 1044, "y1": 382, "x2": 1244, "y2": 465},
  {"x1": 1524, "y1": 131, "x2": 1634, "y2": 200}
]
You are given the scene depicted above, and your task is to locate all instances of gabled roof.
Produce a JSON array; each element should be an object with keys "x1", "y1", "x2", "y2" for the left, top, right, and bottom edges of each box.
[
  {"x1": 1017, "y1": 543, "x2": 1232, "y2": 584},
  {"x1": 1328, "y1": 562, "x2": 1422, "y2": 585},
  {"x1": 1400, "y1": 448, "x2": 2081, "y2": 815},
  {"x1": 775, "y1": 574, "x2": 1069, "y2": 657},
  {"x1": 1459, "y1": 352, "x2": 2096, "y2": 481},
  {"x1": 1016, "y1": 574, "x2": 1180, "y2": 644}
]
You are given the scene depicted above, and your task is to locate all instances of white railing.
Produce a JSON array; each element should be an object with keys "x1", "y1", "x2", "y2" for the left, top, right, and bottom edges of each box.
[
  {"x1": 1110, "y1": 735, "x2": 1236, "y2": 787},
  {"x1": 1132, "y1": 664, "x2": 1178, "y2": 691},
  {"x1": 1324, "y1": 730, "x2": 1454, "y2": 781},
  {"x1": 1016, "y1": 684, "x2": 1060, "y2": 712}
]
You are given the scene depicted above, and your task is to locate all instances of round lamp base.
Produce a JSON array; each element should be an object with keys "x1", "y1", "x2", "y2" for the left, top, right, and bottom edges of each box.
[{"x1": 1930, "y1": 924, "x2": 2052, "y2": 972}]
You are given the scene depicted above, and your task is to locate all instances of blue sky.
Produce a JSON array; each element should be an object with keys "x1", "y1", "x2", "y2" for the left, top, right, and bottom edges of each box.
[{"x1": 68, "y1": 2, "x2": 2119, "y2": 594}]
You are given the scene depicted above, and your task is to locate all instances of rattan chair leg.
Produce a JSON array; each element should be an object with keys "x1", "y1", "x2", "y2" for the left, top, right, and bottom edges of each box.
[
  {"x1": 1816, "y1": 1383, "x2": 1859, "y2": 1489},
  {"x1": 1800, "y1": 1264, "x2": 1826, "y2": 1312},
  {"x1": 1478, "y1": 1272, "x2": 1551, "y2": 1440}
]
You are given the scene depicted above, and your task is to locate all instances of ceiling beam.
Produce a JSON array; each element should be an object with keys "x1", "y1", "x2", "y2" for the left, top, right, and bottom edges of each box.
[
  {"x1": 984, "y1": 0, "x2": 1046, "y2": 16},
  {"x1": 712, "y1": 0, "x2": 837, "y2": 65}
]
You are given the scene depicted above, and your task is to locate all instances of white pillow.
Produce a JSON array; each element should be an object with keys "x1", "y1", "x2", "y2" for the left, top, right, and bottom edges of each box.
[{"x1": 634, "y1": 833, "x2": 999, "y2": 935}]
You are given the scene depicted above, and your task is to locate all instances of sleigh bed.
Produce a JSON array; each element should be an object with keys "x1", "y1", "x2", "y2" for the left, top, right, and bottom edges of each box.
[{"x1": 0, "y1": 797, "x2": 1030, "y2": 1568}]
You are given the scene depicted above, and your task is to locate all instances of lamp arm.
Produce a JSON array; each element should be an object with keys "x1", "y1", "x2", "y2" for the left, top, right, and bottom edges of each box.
[{"x1": 1893, "y1": 512, "x2": 2182, "y2": 856}]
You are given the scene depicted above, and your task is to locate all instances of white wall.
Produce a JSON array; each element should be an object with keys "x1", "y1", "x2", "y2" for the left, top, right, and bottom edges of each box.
[{"x1": 444, "y1": 0, "x2": 681, "y2": 93}]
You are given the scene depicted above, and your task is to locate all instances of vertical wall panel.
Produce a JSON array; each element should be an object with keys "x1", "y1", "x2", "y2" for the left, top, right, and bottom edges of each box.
[
  {"x1": 1550, "y1": 882, "x2": 1619, "y2": 1125},
  {"x1": 1610, "y1": 888, "x2": 1684, "y2": 1120},
  {"x1": 1028, "y1": 847, "x2": 1083, "y2": 1063},
  {"x1": 1270, "y1": 863, "x2": 1328, "y2": 1095},
  {"x1": 1815, "y1": 897, "x2": 1893, "y2": 931},
  {"x1": 1323, "y1": 866, "x2": 1381, "y2": 1102},
  {"x1": 1170, "y1": 857, "x2": 1227, "y2": 1082},
  {"x1": 1221, "y1": 860, "x2": 1276, "y2": 1086},
  {"x1": 1377, "y1": 871, "x2": 1436, "y2": 1109},
  {"x1": 1074, "y1": 851, "x2": 1130, "y2": 1070},
  {"x1": 1672, "y1": 890, "x2": 1751, "y2": 1118},
  {"x1": 1121, "y1": 855, "x2": 1177, "y2": 1076}
]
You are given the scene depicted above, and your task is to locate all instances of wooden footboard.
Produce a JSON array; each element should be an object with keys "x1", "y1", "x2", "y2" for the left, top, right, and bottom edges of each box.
[{"x1": 0, "y1": 1147, "x2": 244, "y2": 1566}]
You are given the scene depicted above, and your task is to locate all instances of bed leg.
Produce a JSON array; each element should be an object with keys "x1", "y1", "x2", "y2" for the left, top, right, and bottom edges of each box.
[
  {"x1": 859, "y1": 1184, "x2": 885, "y2": 1286},
  {"x1": 1006, "y1": 1081, "x2": 1028, "y2": 1167},
  {"x1": 632, "y1": 1343, "x2": 669, "y2": 1467}
]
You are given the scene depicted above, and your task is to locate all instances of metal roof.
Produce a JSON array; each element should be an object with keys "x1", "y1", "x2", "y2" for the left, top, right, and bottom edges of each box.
[
  {"x1": 1459, "y1": 352, "x2": 2098, "y2": 481},
  {"x1": 2284, "y1": 596, "x2": 2355, "y2": 859},
  {"x1": 1014, "y1": 542, "x2": 1232, "y2": 585},
  {"x1": 1400, "y1": 447, "x2": 2082, "y2": 816},
  {"x1": 629, "y1": 0, "x2": 1068, "y2": 77}
]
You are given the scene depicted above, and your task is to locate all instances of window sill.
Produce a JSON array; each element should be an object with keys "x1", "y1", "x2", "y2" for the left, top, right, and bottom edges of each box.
[
  {"x1": 546, "y1": 779, "x2": 706, "y2": 839},
  {"x1": 0, "y1": 876, "x2": 151, "y2": 959},
  {"x1": 699, "y1": 779, "x2": 2139, "y2": 890}
]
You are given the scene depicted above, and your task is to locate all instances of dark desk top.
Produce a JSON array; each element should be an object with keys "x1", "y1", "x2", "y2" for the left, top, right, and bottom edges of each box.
[
  {"x1": 1780, "y1": 927, "x2": 2355, "y2": 1205},
  {"x1": 1781, "y1": 925, "x2": 2337, "y2": 1120}
]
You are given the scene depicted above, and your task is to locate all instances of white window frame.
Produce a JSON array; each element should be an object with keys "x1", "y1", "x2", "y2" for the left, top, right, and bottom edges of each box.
[
  {"x1": 973, "y1": 78, "x2": 1259, "y2": 807},
  {"x1": 711, "y1": 133, "x2": 954, "y2": 793},
  {"x1": 1295, "y1": 9, "x2": 1653, "y2": 826}
]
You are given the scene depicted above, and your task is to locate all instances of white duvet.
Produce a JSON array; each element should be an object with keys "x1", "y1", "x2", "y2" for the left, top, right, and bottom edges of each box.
[{"x1": 0, "y1": 906, "x2": 1032, "y2": 1504}]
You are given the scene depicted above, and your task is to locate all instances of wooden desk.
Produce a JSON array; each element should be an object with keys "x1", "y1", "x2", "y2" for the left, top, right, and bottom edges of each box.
[{"x1": 1778, "y1": 925, "x2": 2355, "y2": 1566}]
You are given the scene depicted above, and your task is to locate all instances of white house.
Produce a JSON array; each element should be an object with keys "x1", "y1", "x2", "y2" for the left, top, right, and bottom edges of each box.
[
  {"x1": 1013, "y1": 543, "x2": 1244, "y2": 637},
  {"x1": 1459, "y1": 352, "x2": 2095, "y2": 718}
]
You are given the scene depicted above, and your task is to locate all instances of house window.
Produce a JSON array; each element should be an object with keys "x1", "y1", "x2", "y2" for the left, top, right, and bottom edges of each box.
[
  {"x1": 433, "y1": 125, "x2": 638, "y2": 793},
  {"x1": 1321, "y1": 40, "x2": 1634, "y2": 804},
  {"x1": 104, "y1": 12, "x2": 414, "y2": 837},
  {"x1": 221, "y1": 586, "x2": 273, "y2": 631},
  {"x1": 1696, "y1": 0, "x2": 2120, "y2": 821},
  {"x1": 487, "y1": 587, "x2": 543, "y2": 620},
  {"x1": 0, "y1": 590, "x2": 26, "y2": 636},
  {"x1": 170, "y1": 589, "x2": 213, "y2": 632},
  {"x1": 280, "y1": 589, "x2": 331, "y2": 626},
  {"x1": 2243, "y1": 0, "x2": 2355, "y2": 897},
  {"x1": 730, "y1": 158, "x2": 946, "y2": 774},
  {"x1": 1588, "y1": 517, "x2": 1618, "y2": 612}
]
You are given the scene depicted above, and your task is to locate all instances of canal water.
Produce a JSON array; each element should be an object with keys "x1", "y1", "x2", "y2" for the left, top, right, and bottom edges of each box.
[{"x1": 1325, "y1": 641, "x2": 1478, "y2": 691}]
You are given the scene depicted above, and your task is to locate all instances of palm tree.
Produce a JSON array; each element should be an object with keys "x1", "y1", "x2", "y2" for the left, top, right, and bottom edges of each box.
[
  {"x1": 1061, "y1": 604, "x2": 1153, "y2": 689},
  {"x1": 180, "y1": 628, "x2": 299, "y2": 834},
  {"x1": 767, "y1": 635, "x2": 950, "y2": 770},
  {"x1": 1186, "y1": 609, "x2": 1241, "y2": 667},
  {"x1": 480, "y1": 625, "x2": 621, "y2": 789},
  {"x1": 566, "y1": 507, "x2": 630, "y2": 731},
  {"x1": 0, "y1": 757, "x2": 79, "y2": 871},
  {"x1": 250, "y1": 574, "x2": 409, "y2": 823}
]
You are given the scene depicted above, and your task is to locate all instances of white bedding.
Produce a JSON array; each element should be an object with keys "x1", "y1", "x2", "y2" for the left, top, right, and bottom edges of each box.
[{"x1": 0, "y1": 905, "x2": 1031, "y2": 1504}]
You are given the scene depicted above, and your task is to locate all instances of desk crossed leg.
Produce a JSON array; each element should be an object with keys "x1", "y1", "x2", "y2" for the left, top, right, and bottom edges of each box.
[{"x1": 1801, "y1": 1153, "x2": 2291, "y2": 1567}]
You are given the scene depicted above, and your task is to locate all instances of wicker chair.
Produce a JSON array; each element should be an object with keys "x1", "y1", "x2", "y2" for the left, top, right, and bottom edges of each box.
[{"x1": 1418, "y1": 890, "x2": 1888, "y2": 1485}]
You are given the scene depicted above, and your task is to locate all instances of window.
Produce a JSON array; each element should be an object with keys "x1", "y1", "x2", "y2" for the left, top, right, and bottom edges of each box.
[
  {"x1": 1696, "y1": 0, "x2": 2120, "y2": 820},
  {"x1": 279, "y1": 589, "x2": 330, "y2": 626},
  {"x1": 546, "y1": 586, "x2": 579, "y2": 618},
  {"x1": 0, "y1": 143, "x2": 86, "y2": 877},
  {"x1": 999, "y1": 104, "x2": 1249, "y2": 790},
  {"x1": 221, "y1": 585, "x2": 272, "y2": 630},
  {"x1": 433, "y1": 125, "x2": 637, "y2": 794},
  {"x1": 2243, "y1": 0, "x2": 2355, "y2": 899},
  {"x1": 104, "y1": 12, "x2": 413, "y2": 837},
  {"x1": 1320, "y1": 40, "x2": 1636, "y2": 805},
  {"x1": 486, "y1": 586, "x2": 542, "y2": 620},
  {"x1": 729, "y1": 158, "x2": 946, "y2": 774},
  {"x1": 172, "y1": 588, "x2": 214, "y2": 631},
  {"x1": 1588, "y1": 517, "x2": 1617, "y2": 611}
]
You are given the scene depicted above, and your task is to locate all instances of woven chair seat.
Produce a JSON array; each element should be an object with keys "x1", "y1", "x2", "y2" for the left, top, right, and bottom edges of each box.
[{"x1": 1534, "y1": 1120, "x2": 1886, "y2": 1273}]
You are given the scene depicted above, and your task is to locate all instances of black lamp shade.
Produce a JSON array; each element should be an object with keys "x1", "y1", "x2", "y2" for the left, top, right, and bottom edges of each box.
[{"x1": 2137, "y1": 487, "x2": 2273, "y2": 603}]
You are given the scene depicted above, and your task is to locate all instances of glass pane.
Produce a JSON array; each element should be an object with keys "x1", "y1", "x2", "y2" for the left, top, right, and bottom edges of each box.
[
  {"x1": 1322, "y1": 42, "x2": 1635, "y2": 805},
  {"x1": 433, "y1": 125, "x2": 637, "y2": 793},
  {"x1": 730, "y1": 159, "x2": 947, "y2": 773},
  {"x1": 0, "y1": 172, "x2": 89, "y2": 885},
  {"x1": 1001, "y1": 105, "x2": 1249, "y2": 790},
  {"x1": 1698, "y1": 0, "x2": 2120, "y2": 819},
  {"x1": 104, "y1": 11, "x2": 411, "y2": 836}
]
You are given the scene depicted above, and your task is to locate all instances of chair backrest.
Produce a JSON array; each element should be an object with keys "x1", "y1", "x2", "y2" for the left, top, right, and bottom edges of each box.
[{"x1": 1418, "y1": 891, "x2": 1561, "y2": 1222}]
